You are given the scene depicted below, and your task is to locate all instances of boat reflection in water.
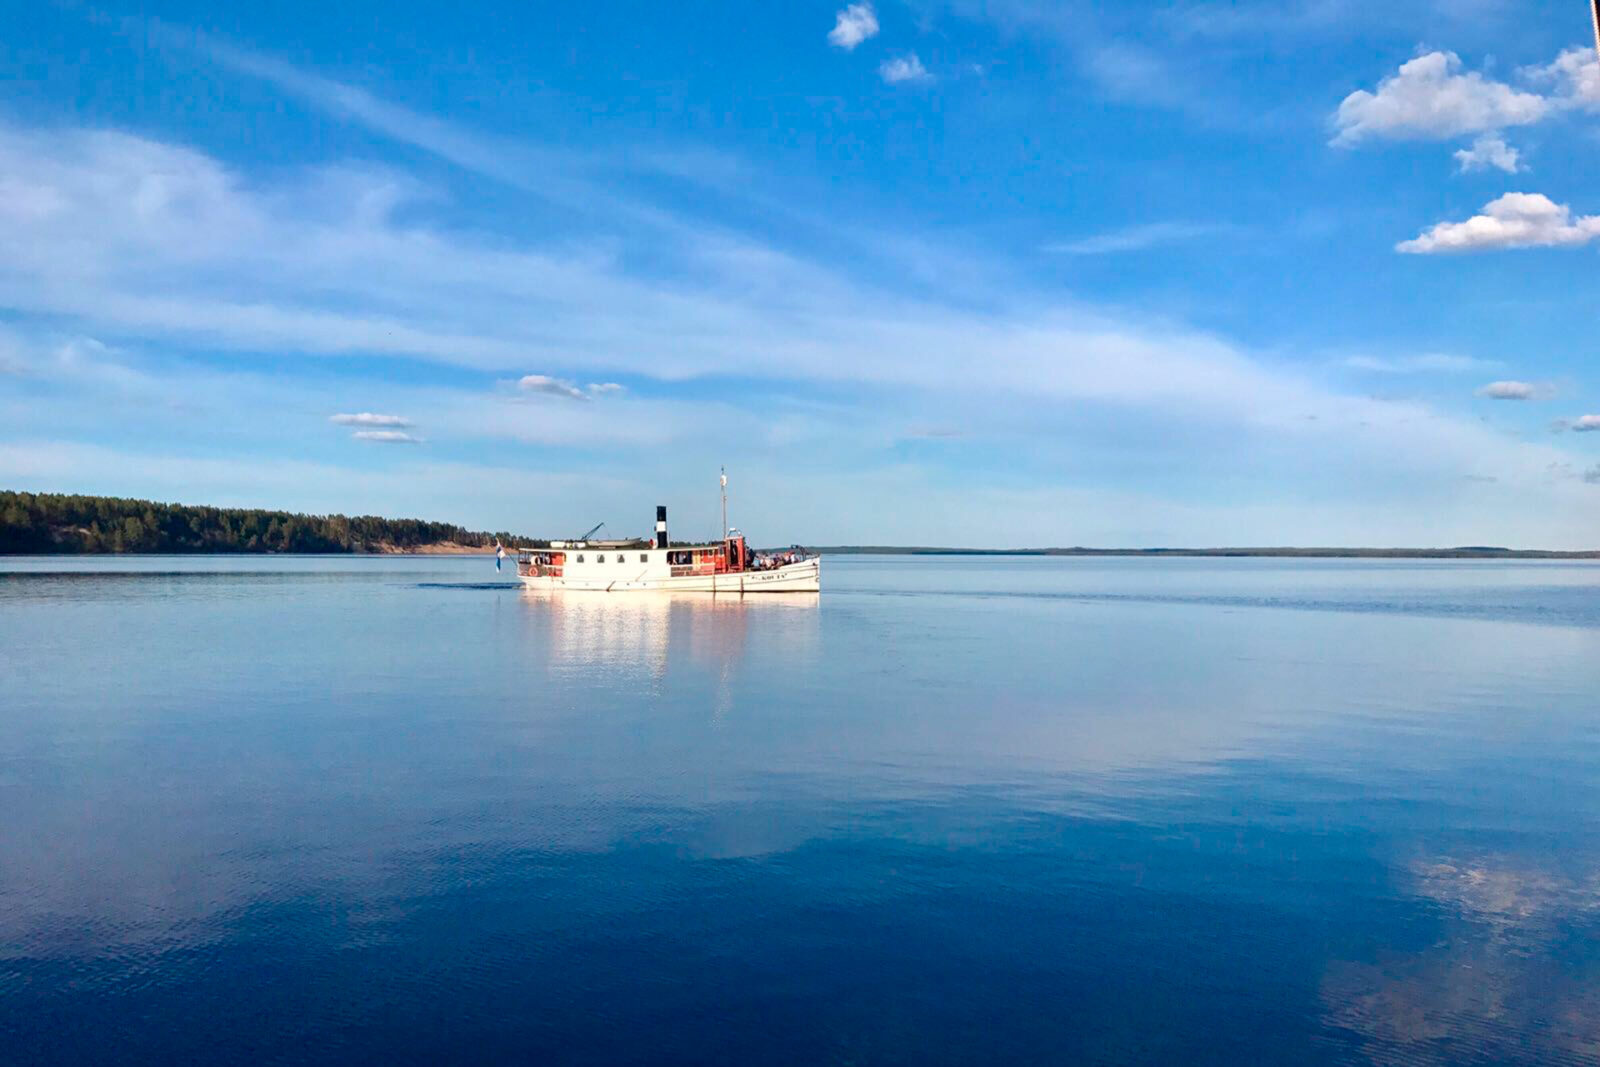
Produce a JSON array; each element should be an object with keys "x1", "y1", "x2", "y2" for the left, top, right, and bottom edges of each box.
[{"x1": 518, "y1": 588, "x2": 820, "y2": 716}]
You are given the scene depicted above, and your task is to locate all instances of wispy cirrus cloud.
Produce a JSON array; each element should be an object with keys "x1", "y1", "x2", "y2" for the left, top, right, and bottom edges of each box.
[
  {"x1": 1343, "y1": 353, "x2": 1500, "y2": 375},
  {"x1": 1045, "y1": 221, "x2": 1233, "y2": 255},
  {"x1": 0, "y1": 113, "x2": 1588, "y2": 503},
  {"x1": 1398, "y1": 193, "x2": 1600, "y2": 253},
  {"x1": 351, "y1": 429, "x2": 422, "y2": 444},
  {"x1": 5, "y1": 34, "x2": 1600, "y2": 546},
  {"x1": 152, "y1": 21, "x2": 721, "y2": 242},
  {"x1": 330, "y1": 412, "x2": 412, "y2": 427},
  {"x1": 331, "y1": 411, "x2": 422, "y2": 443},
  {"x1": 828, "y1": 4, "x2": 879, "y2": 50}
]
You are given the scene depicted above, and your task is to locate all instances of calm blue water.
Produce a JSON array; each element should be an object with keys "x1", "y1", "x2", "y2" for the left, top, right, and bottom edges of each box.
[{"x1": 3, "y1": 555, "x2": 1599, "y2": 1065}]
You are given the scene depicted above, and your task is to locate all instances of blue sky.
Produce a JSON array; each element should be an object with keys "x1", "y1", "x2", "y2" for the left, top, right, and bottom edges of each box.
[{"x1": 3, "y1": 1, "x2": 1600, "y2": 546}]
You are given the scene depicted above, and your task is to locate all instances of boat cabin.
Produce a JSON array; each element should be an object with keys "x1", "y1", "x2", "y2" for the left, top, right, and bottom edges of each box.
[{"x1": 516, "y1": 506, "x2": 752, "y2": 581}]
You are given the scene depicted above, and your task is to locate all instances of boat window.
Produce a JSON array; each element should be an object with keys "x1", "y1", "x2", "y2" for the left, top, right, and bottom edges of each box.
[
  {"x1": 576, "y1": 554, "x2": 585, "y2": 563},
  {"x1": 640, "y1": 554, "x2": 648, "y2": 563}
]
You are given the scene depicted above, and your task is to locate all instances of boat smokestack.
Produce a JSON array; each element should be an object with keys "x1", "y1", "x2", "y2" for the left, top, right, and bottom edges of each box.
[{"x1": 655, "y1": 506, "x2": 668, "y2": 549}]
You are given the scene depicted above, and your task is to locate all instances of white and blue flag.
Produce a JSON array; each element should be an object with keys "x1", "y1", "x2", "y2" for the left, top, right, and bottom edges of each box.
[{"x1": 495, "y1": 542, "x2": 506, "y2": 572}]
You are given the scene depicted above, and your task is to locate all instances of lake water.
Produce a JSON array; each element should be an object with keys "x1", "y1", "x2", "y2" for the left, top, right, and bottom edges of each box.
[{"x1": 3, "y1": 555, "x2": 1599, "y2": 1065}]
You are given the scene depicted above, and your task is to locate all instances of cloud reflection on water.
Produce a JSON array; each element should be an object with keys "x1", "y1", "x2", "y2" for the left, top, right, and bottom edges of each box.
[{"x1": 1323, "y1": 854, "x2": 1600, "y2": 1065}]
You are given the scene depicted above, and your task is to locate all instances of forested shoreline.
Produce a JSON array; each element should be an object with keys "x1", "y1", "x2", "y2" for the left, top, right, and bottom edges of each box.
[
  {"x1": 8, "y1": 490, "x2": 1596, "y2": 558},
  {"x1": 0, "y1": 491, "x2": 531, "y2": 554}
]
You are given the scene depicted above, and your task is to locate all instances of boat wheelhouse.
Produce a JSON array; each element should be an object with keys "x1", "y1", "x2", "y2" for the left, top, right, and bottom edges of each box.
[{"x1": 515, "y1": 505, "x2": 820, "y2": 593}]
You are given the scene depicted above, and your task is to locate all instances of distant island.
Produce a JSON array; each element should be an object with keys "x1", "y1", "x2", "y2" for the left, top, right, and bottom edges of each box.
[
  {"x1": 0, "y1": 491, "x2": 535, "y2": 555},
  {"x1": 4, "y1": 491, "x2": 1597, "y2": 558}
]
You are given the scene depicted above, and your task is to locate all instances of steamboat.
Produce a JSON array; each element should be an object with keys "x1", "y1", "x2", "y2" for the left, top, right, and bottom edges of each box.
[{"x1": 513, "y1": 476, "x2": 820, "y2": 594}]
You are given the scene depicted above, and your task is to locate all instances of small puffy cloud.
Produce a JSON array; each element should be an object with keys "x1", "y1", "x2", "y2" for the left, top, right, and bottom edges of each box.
[
  {"x1": 880, "y1": 54, "x2": 932, "y2": 85},
  {"x1": 518, "y1": 374, "x2": 588, "y2": 400},
  {"x1": 516, "y1": 375, "x2": 624, "y2": 399},
  {"x1": 1587, "y1": 465, "x2": 1600, "y2": 485},
  {"x1": 1476, "y1": 380, "x2": 1538, "y2": 400},
  {"x1": 1453, "y1": 134, "x2": 1522, "y2": 174},
  {"x1": 1397, "y1": 193, "x2": 1600, "y2": 253},
  {"x1": 330, "y1": 412, "x2": 412, "y2": 427},
  {"x1": 828, "y1": 4, "x2": 879, "y2": 50},
  {"x1": 1573, "y1": 415, "x2": 1600, "y2": 432},
  {"x1": 351, "y1": 429, "x2": 422, "y2": 444},
  {"x1": 1332, "y1": 52, "x2": 1547, "y2": 145}
]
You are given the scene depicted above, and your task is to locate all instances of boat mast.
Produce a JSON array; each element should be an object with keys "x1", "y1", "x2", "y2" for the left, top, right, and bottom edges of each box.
[
  {"x1": 720, "y1": 467, "x2": 728, "y2": 543},
  {"x1": 1592, "y1": 0, "x2": 1600, "y2": 62}
]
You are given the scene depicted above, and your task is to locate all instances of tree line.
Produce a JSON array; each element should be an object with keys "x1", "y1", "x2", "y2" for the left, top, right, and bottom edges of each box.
[{"x1": 0, "y1": 491, "x2": 536, "y2": 554}]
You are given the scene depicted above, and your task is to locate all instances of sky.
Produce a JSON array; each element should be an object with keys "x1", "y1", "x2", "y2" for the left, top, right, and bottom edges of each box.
[{"x1": 3, "y1": 1, "x2": 1600, "y2": 547}]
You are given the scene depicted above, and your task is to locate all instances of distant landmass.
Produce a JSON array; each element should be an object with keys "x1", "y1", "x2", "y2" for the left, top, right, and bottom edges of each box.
[
  {"x1": 0, "y1": 491, "x2": 536, "y2": 555},
  {"x1": 4, "y1": 491, "x2": 1597, "y2": 558},
  {"x1": 809, "y1": 546, "x2": 1600, "y2": 559}
]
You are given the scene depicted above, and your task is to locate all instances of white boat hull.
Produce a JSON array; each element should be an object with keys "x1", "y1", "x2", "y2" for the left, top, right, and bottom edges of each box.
[{"x1": 518, "y1": 556, "x2": 820, "y2": 593}]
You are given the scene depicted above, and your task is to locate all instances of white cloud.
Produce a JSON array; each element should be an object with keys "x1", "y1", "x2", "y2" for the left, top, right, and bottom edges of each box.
[
  {"x1": 330, "y1": 412, "x2": 412, "y2": 427},
  {"x1": 1045, "y1": 222, "x2": 1230, "y2": 255},
  {"x1": 1573, "y1": 415, "x2": 1600, "y2": 432},
  {"x1": 880, "y1": 54, "x2": 932, "y2": 85},
  {"x1": 587, "y1": 382, "x2": 625, "y2": 395},
  {"x1": 1476, "y1": 380, "x2": 1539, "y2": 400},
  {"x1": 517, "y1": 374, "x2": 588, "y2": 400},
  {"x1": 1332, "y1": 51, "x2": 1547, "y2": 145},
  {"x1": 1397, "y1": 193, "x2": 1600, "y2": 253},
  {"x1": 351, "y1": 429, "x2": 422, "y2": 443},
  {"x1": 1453, "y1": 134, "x2": 1522, "y2": 173},
  {"x1": 181, "y1": 26, "x2": 724, "y2": 242},
  {"x1": 1080, "y1": 42, "x2": 1191, "y2": 109},
  {"x1": 1522, "y1": 47, "x2": 1600, "y2": 110},
  {"x1": 1343, "y1": 353, "x2": 1500, "y2": 374},
  {"x1": 4, "y1": 102, "x2": 1600, "y2": 544},
  {"x1": 828, "y1": 3, "x2": 879, "y2": 50}
]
